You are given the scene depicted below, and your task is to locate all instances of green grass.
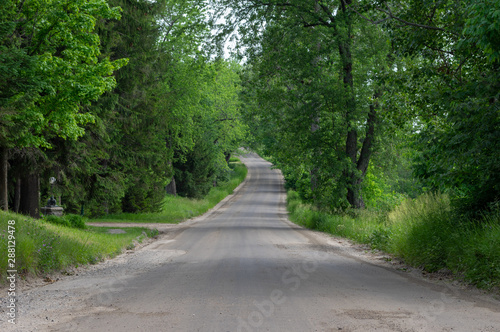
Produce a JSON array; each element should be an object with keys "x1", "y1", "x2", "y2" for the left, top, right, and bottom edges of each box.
[
  {"x1": 287, "y1": 190, "x2": 500, "y2": 290},
  {"x1": 0, "y1": 210, "x2": 158, "y2": 283},
  {"x1": 93, "y1": 159, "x2": 248, "y2": 224}
]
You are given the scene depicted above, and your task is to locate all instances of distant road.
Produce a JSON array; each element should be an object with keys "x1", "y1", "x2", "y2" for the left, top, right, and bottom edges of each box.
[{"x1": 10, "y1": 153, "x2": 500, "y2": 332}]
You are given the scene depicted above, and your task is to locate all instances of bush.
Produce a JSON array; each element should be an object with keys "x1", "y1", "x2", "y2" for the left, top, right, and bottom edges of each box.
[
  {"x1": 286, "y1": 190, "x2": 301, "y2": 213},
  {"x1": 388, "y1": 193, "x2": 456, "y2": 271},
  {"x1": 369, "y1": 226, "x2": 392, "y2": 250},
  {"x1": 455, "y1": 213, "x2": 500, "y2": 288},
  {"x1": 44, "y1": 215, "x2": 70, "y2": 227},
  {"x1": 43, "y1": 214, "x2": 87, "y2": 229},
  {"x1": 65, "y1": 214, "x2": 87, "y2": 229}
]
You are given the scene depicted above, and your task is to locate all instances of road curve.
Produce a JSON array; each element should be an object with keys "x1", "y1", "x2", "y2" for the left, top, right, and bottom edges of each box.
[{"x1": 7, "y1": 153, "x2": 500, "y2": 332}]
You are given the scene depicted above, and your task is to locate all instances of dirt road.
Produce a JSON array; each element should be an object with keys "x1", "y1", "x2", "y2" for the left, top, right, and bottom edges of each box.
[{"x1": 3, "y1": 153, "x2": 500, "y2": 331}]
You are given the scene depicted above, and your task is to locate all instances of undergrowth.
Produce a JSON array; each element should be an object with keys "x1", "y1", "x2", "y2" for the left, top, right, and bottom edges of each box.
[{"x1": 287, "y1": 190, "x2": 500, "y2": 290}]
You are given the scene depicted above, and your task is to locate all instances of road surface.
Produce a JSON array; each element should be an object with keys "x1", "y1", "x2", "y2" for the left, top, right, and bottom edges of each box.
[{"x1": 4, "y1": 153, "x2": 500, "y2": 331}]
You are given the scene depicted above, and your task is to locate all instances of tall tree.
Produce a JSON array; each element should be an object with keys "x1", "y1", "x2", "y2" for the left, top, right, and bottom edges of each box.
[
  {"x1": 371, "y1": 0, "x2": 500, "y2": 213},
  {"x1": 215, "y1": 0, "x2": 391, "y2": 209},
  {"x1": 172, "y1": 60, "x2": 246, "y2": 198},
  {"x1": 0, "y1": 0, "x2": 126, "y2": 216}
]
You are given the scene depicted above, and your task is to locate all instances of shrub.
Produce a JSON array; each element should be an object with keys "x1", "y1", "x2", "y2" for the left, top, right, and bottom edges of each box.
[
  {"x1": 388, "y1": 193, "x2": 455, "y2": 271},
  {"x1": 455, "y1": 214, "x2": 500, "y2": 288},
  {"x1": 65, "y1": 214, "x2": 87, "y2": 229},
  {"x1": 44, "y1": 215, "x2": 70, "y2": 227},
  {"x1": 43, "y1": 214, "x2": 87, "y2": 229}
]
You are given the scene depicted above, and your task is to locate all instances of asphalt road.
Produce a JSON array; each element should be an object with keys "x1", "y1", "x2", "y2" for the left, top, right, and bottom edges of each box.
[{"x1": 7, "y1": 153, "x2": 500, "y2": 332}]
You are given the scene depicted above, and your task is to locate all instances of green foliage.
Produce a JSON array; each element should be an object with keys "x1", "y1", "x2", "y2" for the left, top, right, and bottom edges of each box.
[
  {"x1": 362, "y1": 164, "x2": 407, "y2": 212},
  {"x1": 93, "y1": 159, "x2": 247, "y2": 223},
  {"x1": 44, "y1": 215, "x2": 70, "y2": 228},
  {"x1": 43, "y1": 214, "x2": 87, "y2": 229},
  {"x1": 459, "y1": 218, "x2": 500, "y2": 288},
  {"x1": 0, "y1": 0, "x2": 126, "y2": 148},
  {"x1": 388, "y1": 193, "x2": 455, "y2": 271},
  {"x1": 462, "y1": 0, "x2": 500, "y2": 63},
  {"x1": 217, "y1": 0, "x2": 500, "y2": 218},
  {"x1": 226, "y1": 0, "x2": 398, "y2": 210},
  {"x1": 17, "y1": 0, "x2": 245, "y2": 217},
  {"x1": 65, "y1": 214, "x2": 87, "y2": 229},
  {"x1": 369, "y1": 0, "x2": 500, "y2": 215},
  {"x1": 173, "y1": 61, "x2": 246, "y2": 198}
]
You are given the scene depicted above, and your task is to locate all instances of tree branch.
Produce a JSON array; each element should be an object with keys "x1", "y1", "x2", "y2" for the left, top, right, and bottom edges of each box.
[
  {"x1": 343, "y1": 2, "x2": 458, "y2": 36},
  {"x1": 376, "y1": 4, "x2": 458, "y2": 35},
  {"x1": 345, "y1": 5, "x2": 390, "y2": 25}
]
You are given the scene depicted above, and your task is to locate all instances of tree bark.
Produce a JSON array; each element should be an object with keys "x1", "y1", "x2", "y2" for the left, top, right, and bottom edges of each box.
[
  {"x1": 357, "y1": 94, "x2": 380, "y2": 176},
  {"x1": 19, "y1": 173, "x2": 40, "y2": 218},
  {"x1": 0, "y1": 147, "x2": 8, "y2": 211},
  {"x1": 14, "y1": 177, "x2": 21, "y2": 213},
  {"x1": 311, "y1": 114, "x2": 320, "y2": 197},
  {"x1": 166, "y1": 176, "x2": 177, "y2": 196},
  {"x1": 347, "y1": 183, "x2": 366, "y2": 209},
  {"x1": 337, "y1": 0, "x2": 362, "y2": 208},
  {"x1": 346, "y1": 92, "x2": 380, "y2": 209}
]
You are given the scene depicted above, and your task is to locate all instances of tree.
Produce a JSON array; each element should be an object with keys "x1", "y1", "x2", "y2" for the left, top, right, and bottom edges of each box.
[
  {"x1": 215, "y1": 0, "x2": 391, "y2": 209},
  {"x1": 0, "y1": 0, "x2": 127, "y2": 216},
  {"x1": 172, "y1": 60, "x2": 246, "y2": 198},
  {"x1": 36, "y1": 1, "x2": 244, "y2": 215},
  {"x1": 371, "y1": 0, "x2": 500, "y2": 213}
]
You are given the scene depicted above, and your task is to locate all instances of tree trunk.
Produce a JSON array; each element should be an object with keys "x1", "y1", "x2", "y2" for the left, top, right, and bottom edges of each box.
[
  {"x1": 337, "y1": 1, "x2": 361, "y2": 208},
  {"x1": 14, "y1": 177, "x2": 21, "y2": 213},
  {"x1": 347, "y1": 182, "x2": 366, "y2": 209},
  {"x1": 357, "y1": 93, "x2": 380, "y2": 176},
  {"x1": 310, "y1": 114, "x2": 320, "y2": 197},
  {"x1": 166, "y1": 176, "x2": 177, "y2": 196},
  {"x1": 19, "y1": 173, "x2": 40, "y2": 218},
  {"x1": 0, "y1": 147, "x2": 8, "y2": 211},
  {"x1": 346, "y1": 92, "x2": 380, "y2": 208}
]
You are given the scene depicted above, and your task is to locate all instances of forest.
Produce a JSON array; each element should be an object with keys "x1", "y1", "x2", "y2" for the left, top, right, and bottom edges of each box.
[
  {"x1": 1, "y1": 0, "x2": 245, "y2": 217},
  {"x1": 213, "y1": 0, "x2": 499, "y2": 218},
  {"x1": 1, "y1": 1, "x2": 499, "y2": 223}
]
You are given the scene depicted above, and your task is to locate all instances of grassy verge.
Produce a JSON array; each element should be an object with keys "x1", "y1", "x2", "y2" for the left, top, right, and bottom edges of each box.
[
  {"x1": 0, "y1": 210, "x2": 158, "y2": 283},
  {"x1": 93, "y1": 158, "x2": 248, "y2": 224},
  {"x1": 287, "y1": 190, "x2": 500, "y2": 290}
]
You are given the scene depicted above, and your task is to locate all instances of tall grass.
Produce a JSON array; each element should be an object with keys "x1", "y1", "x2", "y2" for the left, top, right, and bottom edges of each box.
[
  {"x1": 94, "y1": 159, "x2": 248, "y2": 224},
  {"x1": 0, "y1": 211, "x2": 157, "y2": 283},
  {"x1": 287, "y1": 190, "x2": 500, "y2": 289}
]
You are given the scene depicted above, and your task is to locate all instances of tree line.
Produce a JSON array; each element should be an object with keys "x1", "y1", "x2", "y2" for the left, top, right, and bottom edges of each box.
[
  {"x1": 0, "y1": 0, "x2": 245, "y2": 217},
  {"x1": 2, "y1": 0, "x2": 498, "y2": 219},
  {"x1": 212, "y1": 0, "x2": 499, "y2": 217}
]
